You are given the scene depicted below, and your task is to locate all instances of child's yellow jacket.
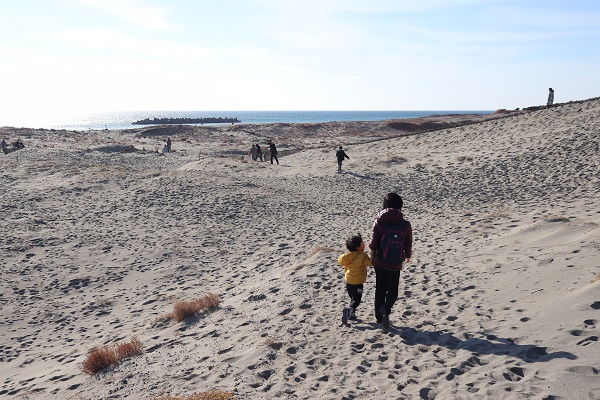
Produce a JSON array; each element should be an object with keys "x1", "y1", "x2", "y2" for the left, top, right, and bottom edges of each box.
[{"x1": 338, "y1": 251, "x2": 373, "y2": 285}]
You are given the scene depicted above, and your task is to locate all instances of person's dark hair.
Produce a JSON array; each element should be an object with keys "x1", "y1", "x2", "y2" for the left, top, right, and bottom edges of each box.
[
  {"x1": 346, "y1": 233, "x2": 363, "y2": 251},
  {"x1": 339, "y1": 146, "x2": 343, "y2": 149},
  {"x1": 383, "y1": 192, "x2": 403, "y2": 210}
]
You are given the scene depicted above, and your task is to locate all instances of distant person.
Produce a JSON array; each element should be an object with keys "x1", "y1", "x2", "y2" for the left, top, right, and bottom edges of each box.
[
  {"x1": 547, "y1": 88, "x2": 555, "y2": 106},
  {"x1": 369, "y1": 192, "x2": 413, "y2": 329},
  {"x1": 338, "y1": 233, "x2": 372, "y2": 324},
  {"x1": 162, "y1": 144, "x2": 169, "y2": 155},
  {"x1": 256, "y1": 144, "x2": 263, "y2": 161},
  {"x1": 1, "y1": 139, "x2": 7, "y2": 154},
  {"x1": 269, "y1": 141, "x2": 279, "y2": 165},
  {"x1": 166, "y1": 138, "x2": 172, "y2": 151},
  {"x1": 336, "y1": 146, "x2": 350, "y2": 172},
  {"x1": 250, "y1": 144, "x2": 258, "y2": 161}
]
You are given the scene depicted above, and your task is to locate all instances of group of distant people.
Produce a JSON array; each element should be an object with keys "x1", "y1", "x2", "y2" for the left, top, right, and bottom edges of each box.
[
  {"x1": 161, "y1": 138, "x2": 172, "y2": 155},
  {"x1": 1, "y1": 138, "x2": 25, "y2": 154},
  {"x1": 250, "y1": 141, "x2": 279, "y2": 165}
]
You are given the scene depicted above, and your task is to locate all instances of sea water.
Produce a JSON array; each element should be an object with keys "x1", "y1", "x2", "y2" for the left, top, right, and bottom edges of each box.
[{"x1": 2, "y1": 110, "x2": 492, "y2": 131}]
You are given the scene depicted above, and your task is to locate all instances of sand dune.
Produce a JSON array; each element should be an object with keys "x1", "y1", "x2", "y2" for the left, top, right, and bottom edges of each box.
[{"x1": 1, "y1": 100, "x2": 599, "y2": 399}]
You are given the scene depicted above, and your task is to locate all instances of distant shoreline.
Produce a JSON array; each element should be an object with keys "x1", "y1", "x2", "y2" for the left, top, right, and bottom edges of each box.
[{"x1": 0, "y1": 110, "x2": 493, "y2": 131}]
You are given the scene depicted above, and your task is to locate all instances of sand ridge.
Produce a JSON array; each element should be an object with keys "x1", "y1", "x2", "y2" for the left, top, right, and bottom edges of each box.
[{"x1": 1, "y1": 100, "x2": 599, "y2": 399}]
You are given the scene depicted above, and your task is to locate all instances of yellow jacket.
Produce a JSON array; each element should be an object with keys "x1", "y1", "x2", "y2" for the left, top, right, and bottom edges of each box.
[{"x1": 338, "y1": 251, "x2": 373, "y2": 285}]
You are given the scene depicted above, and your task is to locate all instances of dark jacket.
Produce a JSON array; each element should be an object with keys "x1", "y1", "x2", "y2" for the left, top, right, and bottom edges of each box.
[
  {"x1": 369, "y1": 208, "x2": 413, "y2": 271},
  {"x1": 336, "y1": 149, "x2": 349, "y2": 162},
  {"x1": 269, "y1": 143, "x2": 277, "y2": 155}
]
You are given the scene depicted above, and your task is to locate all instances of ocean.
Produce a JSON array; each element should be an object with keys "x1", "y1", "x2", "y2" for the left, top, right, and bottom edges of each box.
[{"x1": 2, "y1": 110, "x2": 493, "y2": 131}]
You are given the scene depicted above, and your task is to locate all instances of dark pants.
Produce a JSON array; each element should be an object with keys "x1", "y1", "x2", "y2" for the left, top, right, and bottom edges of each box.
[
  {"x1": 271, "y1": 153, "x2": 279, "y2": 164},
  {"x1": 346, "y1": 283, "x2": 363, "y2": 310},
  {"x1": 374, "y1": 267, "x2": 401, "y2": 321}
]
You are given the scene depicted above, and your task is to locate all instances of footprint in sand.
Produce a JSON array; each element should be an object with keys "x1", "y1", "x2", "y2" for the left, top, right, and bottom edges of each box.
[{"x1": 576, "y1": 336, "x2": 598, "y2": 347}]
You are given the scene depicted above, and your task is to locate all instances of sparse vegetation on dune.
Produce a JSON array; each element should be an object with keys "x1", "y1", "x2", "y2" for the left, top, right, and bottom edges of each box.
[
  {"x1": 173, "y1": 293, "x2": 221, "y2": 322},
  {"x1": 151, "y1": 390, "x2": 235, "y2": 400},
  {"x1": 81, "y1": 337, "x2": 143, "y2": 375}
]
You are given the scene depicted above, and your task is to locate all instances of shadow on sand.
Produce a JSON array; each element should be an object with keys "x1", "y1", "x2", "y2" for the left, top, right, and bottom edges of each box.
[{"x1": 351, "y1": 323, "x2": 576, "y2": 363}]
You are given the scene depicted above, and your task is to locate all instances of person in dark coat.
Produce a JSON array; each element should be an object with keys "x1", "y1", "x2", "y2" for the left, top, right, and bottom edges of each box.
[
  {"x1": 369, "y1": 192, "x2": 413, "y2": 329},
  {"x1": 336, "y1": 146, "x2": 350, "y2": 172},
  {"x1": 269, "y1": 141, "x2": 279, "y2": 165}
]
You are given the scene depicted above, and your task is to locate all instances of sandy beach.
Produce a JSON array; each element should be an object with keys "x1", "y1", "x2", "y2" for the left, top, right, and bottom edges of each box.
[{"x1": 1, "y1": 99, "x2": 599, "y2": 399}]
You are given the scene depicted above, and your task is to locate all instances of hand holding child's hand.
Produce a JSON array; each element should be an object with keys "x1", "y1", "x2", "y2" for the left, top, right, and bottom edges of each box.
[{"x1": 404, "y1": 258, "x2": 410, "y2": 264}]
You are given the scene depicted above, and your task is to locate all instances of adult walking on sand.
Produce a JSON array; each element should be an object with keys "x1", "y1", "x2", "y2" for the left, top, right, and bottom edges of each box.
[
  {"x1": 250, "y1": 144, "x2": 258, "y2": 161},
  {"x1": 369, "y1": 192, "x2": 413, "y2": 329},
  {"x1": 547, "y1": 88, "x2": 555, "y2": 106},
  {"x1": 268, "y1": 141, "x2": 279, "y2": 165},
  {"x1": 336, "y1": 146, "x2": 349, "y2": 172},
  {"x1": 256, "y1": 144, "x2": 263, "y2": 161}
]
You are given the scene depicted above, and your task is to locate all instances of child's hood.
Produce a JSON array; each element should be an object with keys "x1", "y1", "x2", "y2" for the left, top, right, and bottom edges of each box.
[{"x1": 338, "y1": 251, "x2": 362, "y2": 266}]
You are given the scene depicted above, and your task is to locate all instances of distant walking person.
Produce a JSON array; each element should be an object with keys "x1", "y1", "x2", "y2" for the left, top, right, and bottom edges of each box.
[
  {"x1": 269, "y1": 141, "x2": 279, "y2": 165},
  {"x1": 166, "y1": 137, "x2": 172, "y2": 152},
  {"x1": 336, "y1": 146, "x2": 350, "y2": 172},
  {"x1": 250, "y1": 144, "x2": 258, "y2": 161},
  {"x1": 547, "y1": 88, "x2": 555, "y2": 106},
  {"x1": 256, "y1": 144, "x2": 263, "y2": 161}
]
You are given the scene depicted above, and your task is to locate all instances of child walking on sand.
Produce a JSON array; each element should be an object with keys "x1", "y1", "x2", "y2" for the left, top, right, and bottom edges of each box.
[{"x1": 338, "y1": 233, "x2": 372, "y2": 324}]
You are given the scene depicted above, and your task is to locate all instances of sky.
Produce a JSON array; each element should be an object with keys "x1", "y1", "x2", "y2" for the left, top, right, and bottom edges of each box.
[{"x1": 1, "y1": 0, "x2": 599, "y2": 120}]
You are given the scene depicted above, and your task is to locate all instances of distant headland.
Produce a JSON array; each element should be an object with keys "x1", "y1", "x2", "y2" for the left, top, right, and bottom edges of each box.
[{"x1": 132, "y1": 116, "x2": 240, "y2": 125}]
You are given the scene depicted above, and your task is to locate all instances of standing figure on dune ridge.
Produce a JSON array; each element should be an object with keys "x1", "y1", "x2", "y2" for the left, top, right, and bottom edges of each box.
[
  {"x1": 268, "y1": 141, "x2": 279, "y2": 165},
  {"x1": 250, "y1": 144, "x2": 258, "y2": 161},
  {"x1": 369, "y1": 192, "x2": 413, "y2": 329},
  {"x1": 547, "y1": 88, "x2": 555, "y2": 106},
  {"x1": 336, "y1": 146, "x2": 350, "y2": 172}
]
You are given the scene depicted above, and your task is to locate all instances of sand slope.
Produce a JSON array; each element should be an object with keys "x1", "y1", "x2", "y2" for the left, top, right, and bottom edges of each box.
[{"x1": 1, "y1": 100, "x2": 599, "y2": 399}]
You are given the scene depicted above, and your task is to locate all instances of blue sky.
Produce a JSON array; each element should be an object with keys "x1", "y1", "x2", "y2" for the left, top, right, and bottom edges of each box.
[{"x1": 1, "y1": 0, "x2": 599, "y2": 119}]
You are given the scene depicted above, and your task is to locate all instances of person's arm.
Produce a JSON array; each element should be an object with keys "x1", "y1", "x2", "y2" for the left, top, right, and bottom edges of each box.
[
  {"x1": 404, "y1": 221, "x2": 413, "y2": 263},
  {"x1": 369, "y1": 220, "x2": 380, "y2": 253},
  {"x1": 344, "y1": 151, "x2": 350, "y2": 160}
]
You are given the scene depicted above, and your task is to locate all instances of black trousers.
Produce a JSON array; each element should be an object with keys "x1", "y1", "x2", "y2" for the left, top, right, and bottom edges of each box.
[
  {"x1": 346, "y1": 283, "x2": 363, "y2": 310},
  {"x1": 374, "y1": 268, "x2": 401, "y2": 320},
  {"x1": 271, "y1": 153, "x2": 279, "y2": 164}
]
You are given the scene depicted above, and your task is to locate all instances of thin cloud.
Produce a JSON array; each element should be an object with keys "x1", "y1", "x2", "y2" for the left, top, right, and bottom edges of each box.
[{"x1": 78, "y1": 0, "x2": 172, "y2": 29}]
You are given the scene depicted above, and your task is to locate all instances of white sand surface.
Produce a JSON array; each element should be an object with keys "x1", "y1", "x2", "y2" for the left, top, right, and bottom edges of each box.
[{"x1": 1, "y1": 100, "x2": 599, "y2": 399}]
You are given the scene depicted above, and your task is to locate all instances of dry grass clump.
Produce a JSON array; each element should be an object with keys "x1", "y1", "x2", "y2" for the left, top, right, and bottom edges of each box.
[
  {"x1": 152, "y1": 390, "x2": 235, "y2": 400},
  {"x1": 81, "y1": 337, "x2": 143, "y2": 375},
  {"x1": 591, "y1": 274, "x2": 600, "y2": 284},
  {"x1": 173, "y1": 293, "x2": 221, "y2": 322}
]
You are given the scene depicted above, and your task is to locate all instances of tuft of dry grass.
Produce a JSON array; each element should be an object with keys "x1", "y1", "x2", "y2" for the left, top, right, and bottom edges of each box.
[
  {"x1": 591, "y1": 274, "x2": 600, "y2": 284},
  {"x1": 152, "y1": 390, "x2": 235, "y2": 400},
  {"x1": 544, "y1": 216, "x2": 570, "y2": 223},
  {"x1": 173, "y1": 293, "x2": 220, "y2": 322},
  {"x1": 81, "y1": 337, "x2": 143, "y2": 375},
  {"x1": 263, "y1": 337, "x2": 282, "y2": 350}
]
